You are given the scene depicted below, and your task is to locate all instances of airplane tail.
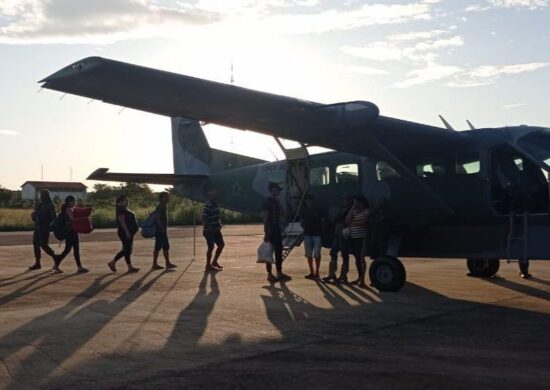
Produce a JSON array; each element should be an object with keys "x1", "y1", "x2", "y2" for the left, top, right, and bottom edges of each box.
[{"x1": 171, "y1": 117, "x2": 266, "y2": 176}]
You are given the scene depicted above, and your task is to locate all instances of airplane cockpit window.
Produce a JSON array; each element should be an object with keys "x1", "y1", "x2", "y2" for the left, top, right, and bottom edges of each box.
[
  {"x1": 310, "y1": 166, "x2": 330, "y2": 186},
  {"x1": 376, "y1": 161, "x2": 400, "y2": 181},
  {"x1": 518, "y1": 129, "x2": 550, "y2": 169},
  {"x1": 335, "y1": 164, "x2": 359, "y2": 184},
  {"x1": 456, "y1": 152, "x2": 481, "y2": 175}
]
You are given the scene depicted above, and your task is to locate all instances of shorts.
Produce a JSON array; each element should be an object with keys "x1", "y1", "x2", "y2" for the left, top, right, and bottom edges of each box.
[
  {"x1": 154, "y1": 231, "x2": 170, "y2": 251},
  {"x1": 203, "y1": 230, "x2": 225, "y2": 249},
  {"x1": 303, "y1": 235, "x2": 322, "y2": 259}
]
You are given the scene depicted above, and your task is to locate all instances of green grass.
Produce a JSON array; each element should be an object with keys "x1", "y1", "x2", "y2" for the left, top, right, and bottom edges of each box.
[{"x1": 0, "y1": 206, "x2": 261, "y2": 232}]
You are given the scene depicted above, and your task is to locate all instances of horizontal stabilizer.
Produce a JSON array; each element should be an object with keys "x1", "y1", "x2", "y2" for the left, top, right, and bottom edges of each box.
[{"x1": 87, "y1": 168, "x2": 207, "y2": 185}]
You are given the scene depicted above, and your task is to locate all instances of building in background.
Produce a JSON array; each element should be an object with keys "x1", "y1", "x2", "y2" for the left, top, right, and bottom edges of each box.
[{"x1": 21, "y1": 181, "x2": 87, "y2": 201}]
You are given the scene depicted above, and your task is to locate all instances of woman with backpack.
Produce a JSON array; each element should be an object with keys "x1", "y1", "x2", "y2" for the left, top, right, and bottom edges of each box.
[
  {"x1": 53, "y1": 195, "x2": 89, "y2": 274},
  {"x1": 108, "y1": 195, "x2": 140, "y2": 273}
]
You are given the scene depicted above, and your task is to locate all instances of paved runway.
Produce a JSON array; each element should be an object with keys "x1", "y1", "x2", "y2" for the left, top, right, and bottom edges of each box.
[{"x1": 1, "y1": 225, "x2": 549, "y2": 389}]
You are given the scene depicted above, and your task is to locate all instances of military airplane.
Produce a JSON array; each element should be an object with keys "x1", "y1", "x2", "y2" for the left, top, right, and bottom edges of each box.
[{"x1": 39, "y1": 57, "x2": 550, "y2": 292}]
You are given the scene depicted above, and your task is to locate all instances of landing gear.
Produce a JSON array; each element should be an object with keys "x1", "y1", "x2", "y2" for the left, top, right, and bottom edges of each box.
[
  {"x1": 466, "y1": 258, "x2": 500, "y2": 277},
  {"x1": 369, "y1": 256, "x2": 406, "y2": 292}
]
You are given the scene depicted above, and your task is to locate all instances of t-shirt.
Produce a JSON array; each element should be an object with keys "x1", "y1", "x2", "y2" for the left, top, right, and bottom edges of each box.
[
  {"x1": 155, "y1": 203, "x2": 168, "y2": 229},
  {"x1": 116, "y1": 205, "x2": 139, "y2": 235},
  {"x1": 300, "y1": 206, "x2": 325, "y2": 236},
  {"x1": 202, "y1": 200, "x2": 222, "y2": 231},
  {"x1": 350, "y1": 209, "x2": 369, "y2": 238},
  {"x1": 33, "y1": 201, "x2": 56, "y2": 230},
  {"x1": 262, "y1": 197, "x2": 282, "y2": 229}
]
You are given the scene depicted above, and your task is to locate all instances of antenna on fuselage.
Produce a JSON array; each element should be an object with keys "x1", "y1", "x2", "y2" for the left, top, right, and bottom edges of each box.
[
  {"x1": 466, "y1": 120, "x2": 476, "y2": 130},
  {"x1": 438, "y1": 115, "x2": 455, "y2": 131}
]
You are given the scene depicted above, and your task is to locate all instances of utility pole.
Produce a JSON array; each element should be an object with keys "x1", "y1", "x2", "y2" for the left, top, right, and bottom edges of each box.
[
  {"x1": 70, "y1": 166, "x2": 73, "y2": 182},
  {"x1": 41, "y1": 165, "x2": 44, "y2": 181},
  {"x1": 230, "y1": 63, "x2": 234, "y2": 85}
]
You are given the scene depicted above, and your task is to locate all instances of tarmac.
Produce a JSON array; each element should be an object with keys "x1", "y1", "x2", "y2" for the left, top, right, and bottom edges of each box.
[{"x1": 1, "y1": 225, "x2": 550, "y2": 390}]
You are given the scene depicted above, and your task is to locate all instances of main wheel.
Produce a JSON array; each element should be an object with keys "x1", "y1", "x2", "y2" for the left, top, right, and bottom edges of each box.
[
  {"x1": 369, "y1": 256, "x2": 406, "y2": 292},
  {"x1": 466, "y1": 258, "x2": 500, "y2": 277}
]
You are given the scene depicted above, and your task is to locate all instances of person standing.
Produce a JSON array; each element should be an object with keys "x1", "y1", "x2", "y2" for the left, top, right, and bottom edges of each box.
[
  {"x1": 301, "y1": 194, "x2": 325, "y2": 280},
  {"x1": 108, "y1": 195, "x2": 140, "y2": 273},
  {"x1": 323, "y1": 195, "x2": 352, "y2": 283},
  {"x1": 262, "y1": 182, "x2": 291, "y2": 283},
  {"x1": 345, "y1": 196, "x2": 369, "y2": 288},
  {"x1": 152, "y1": 192, "x2": 177, "y2": 271},
  {"x1": 53, "y1": 195, "x2": 89, "y2": 274},
  {"x1": 202, "y1": 188, "x2": 225, "y2": 271},
  {"x1": 28, "y1": 189, "x2": 58, "y2": 270}
]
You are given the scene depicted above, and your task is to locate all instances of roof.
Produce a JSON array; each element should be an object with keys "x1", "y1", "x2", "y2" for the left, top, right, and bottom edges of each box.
[{"x1": 21, "y1": 181, "x2": 87, "y2": 191}]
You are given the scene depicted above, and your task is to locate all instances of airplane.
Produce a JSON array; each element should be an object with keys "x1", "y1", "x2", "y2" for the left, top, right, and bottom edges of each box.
[{"x1": 39, "y1": 57, "x2": 550, "y2": 292}]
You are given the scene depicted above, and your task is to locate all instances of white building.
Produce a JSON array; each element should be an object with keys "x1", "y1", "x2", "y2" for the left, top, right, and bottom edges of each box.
[{"x1": 21, "y1": 181, "x2": 87, "y2": 201}]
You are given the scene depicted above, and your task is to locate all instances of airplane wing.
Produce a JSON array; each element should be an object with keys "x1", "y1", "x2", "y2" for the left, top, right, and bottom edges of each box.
[
  {"x1": 40, "y1": 57, "x2": 469, "y2": 159},
  {"x1": 87, "y1": 168, "x2": 208, "y2": 186}
]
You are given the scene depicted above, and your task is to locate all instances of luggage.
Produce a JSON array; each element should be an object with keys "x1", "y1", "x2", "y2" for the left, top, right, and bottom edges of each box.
[
  {"x1": 257, "y1": 242, "x2": 275, "y2": 264},
  {"x1": 50, "y1": 212, "x2": 68, "y2": 241},
  {"x1": 72, "y1": 207, "x2": 94, "y2": 234},
  {"x1": 141, "y1": 211, "x2": 157, "y2": 238}
]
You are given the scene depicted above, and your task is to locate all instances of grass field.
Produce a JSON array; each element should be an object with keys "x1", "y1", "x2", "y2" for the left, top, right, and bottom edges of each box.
[{"x1": 0, "y1": 206, "x2": 260, "y2": 232}]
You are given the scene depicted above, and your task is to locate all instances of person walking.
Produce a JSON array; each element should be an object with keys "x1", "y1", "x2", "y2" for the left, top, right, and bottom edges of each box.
[
  {"x1": 152, "y1": 192, "x2": 177, "y2": 271},
  {"x1": 108, "y1": 195, "x2": 140, "y2": 273},
  {"x1": 28, "y1": 189, "x2": 58, "y2": 270},
  {"x1": 202, "y1": 188, "x2": 225, "y2": 271},
  {"x1": 323, "y1": 195, "x2": 352, "y2": 283},
  {"x1": 301, "y1": 194, "x2": 325, "y2": 280},
  {"x1": 345, "y1": 196, "x2": 369, "y2": 288},
  {"x1": 262, "y1": 182, "x2": 291, "y2": 283},
  {"x1": 53, "y1": 195, "x2": 89, "y2": 274}
]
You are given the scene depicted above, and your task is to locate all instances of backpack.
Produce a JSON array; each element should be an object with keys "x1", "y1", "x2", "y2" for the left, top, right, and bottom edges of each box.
[
  {"x1": 50, "y1": 212, "x2": 68, "y2": 241},
  {"x1": 140, "y1": 211, "x2": 157, "y2": 238}
]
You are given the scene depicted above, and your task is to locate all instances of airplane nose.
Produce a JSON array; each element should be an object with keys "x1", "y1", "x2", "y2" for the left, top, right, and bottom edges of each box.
[{"x1": 38, "y1": 58, "x2": 94, "y2": 84}]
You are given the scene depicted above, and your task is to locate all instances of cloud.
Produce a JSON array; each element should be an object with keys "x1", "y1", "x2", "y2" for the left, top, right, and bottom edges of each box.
[
  {"x1": 392, "y1": 62, "x2": 463, "y2": 88},
  {"x1": 339, "y1": 65, "x2": 390, "y2": 76},
  {"x1": 504, "y1": 103, "x2": 527, "y2": 109},
  {"x1": 0, "y1": 0, "x2": 443, "y2": 43},
  {"x1": 466, "y1": 0, "x2": 549, "y2": 11},
  {"x1": 447, "y1": 62, "x2": 550, "y2": 87},
  {"x1": 342, "y1": 29, "x2": 463, "y2": 62},
  {"x1": 0, "y1": 130, "x2": 19, "y2": 136},
  {"x1": 0, "y1": 0, "x2": 220, "y2": 44}
]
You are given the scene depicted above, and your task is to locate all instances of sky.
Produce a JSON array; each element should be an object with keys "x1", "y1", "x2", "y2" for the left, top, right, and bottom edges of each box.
[{"x1": 0, "y1": 0, "x2": 549, "y2": 190}]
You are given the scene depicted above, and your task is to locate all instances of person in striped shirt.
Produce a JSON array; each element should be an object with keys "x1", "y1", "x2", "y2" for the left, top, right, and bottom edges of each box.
[
  {"x1": 345, "y1": 196, "x2": 369, "y2": 288},
  {"x1": 202, "y1": 188, "x2": 225, "y2": 271}
]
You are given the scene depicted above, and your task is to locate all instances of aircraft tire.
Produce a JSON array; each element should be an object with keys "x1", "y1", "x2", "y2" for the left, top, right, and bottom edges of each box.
[
  {"x1": 369, "y1": 256, "x2": 406, "y2": 292},
  {"x1": 466, "y1": 258, "x2": 500, "y2": 277}
]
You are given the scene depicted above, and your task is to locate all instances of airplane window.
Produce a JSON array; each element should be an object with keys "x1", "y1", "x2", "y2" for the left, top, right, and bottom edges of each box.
[
  {"x1": 417, "y1": 163, "x2": 446, "y2": 177},
  {"x1": 336, "y1": 164, "x2": 359, "y2": 184},
  {"x1": 456, "y1": 152, "x2": 481, "y2": 175},
  {"x1": 310, "y1": 166, "x2": 330, "y2": 186},
  {"x1": 376, "y1": 161, "x2": 400, "y2": 181}
]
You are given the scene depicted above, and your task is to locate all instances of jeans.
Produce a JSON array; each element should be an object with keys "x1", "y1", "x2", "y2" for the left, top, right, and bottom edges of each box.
[
  {"x1": 303, "y1": 235, "x2": 322, "y2": 259},
  {"x1": 114, "y1": 231, "x2": 134, "y2": 265},
  {"x1": 265, "y1": 225, "x2": 283, "y2": 274},
  {"x1": 33, "y1": 229, "x2": 56, "y2": 264},
  {"x1": 330, "y1": 233, "x2": 350, "y2": 277},
  {"x1": 58, "y1": 231, "x2": 82, "y2": 267}
]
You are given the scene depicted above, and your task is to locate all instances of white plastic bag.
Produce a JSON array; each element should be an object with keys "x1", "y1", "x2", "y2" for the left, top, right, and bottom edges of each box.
[{"x1": 257, "y1": 242, "x2": 275, "y2": 264}]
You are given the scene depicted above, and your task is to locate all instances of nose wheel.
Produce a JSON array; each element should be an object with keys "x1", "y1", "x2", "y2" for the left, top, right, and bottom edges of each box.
[
  {"x1": 369, "y1": 256, "x2": 406, "y2": 292},
  {"x1": 466, "y1": 258, "x2": 500, "y2": 277}
]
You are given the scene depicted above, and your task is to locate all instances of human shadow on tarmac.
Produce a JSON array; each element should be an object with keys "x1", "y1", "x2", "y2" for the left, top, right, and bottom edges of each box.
[
  {"x1": 485, "y1": 276, "x2": 550, "y2": 301},
  {"x1": 0, "y1": 270, "x2": 51, "y2": 288},
  {"x1": 0, "y1": 272, "x2": 81, "y2": 308},
  {"x1": 0, "y1": 270, "x2": 168, "y2": 390},
  {"x1": 6, "y1": 276, "x2": 550, "y2": 390}
]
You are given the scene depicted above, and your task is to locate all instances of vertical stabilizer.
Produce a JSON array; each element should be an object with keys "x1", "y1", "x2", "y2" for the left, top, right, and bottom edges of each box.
[{"x1": 171, "y1": 117, "x2": 212, "y2": 175}]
